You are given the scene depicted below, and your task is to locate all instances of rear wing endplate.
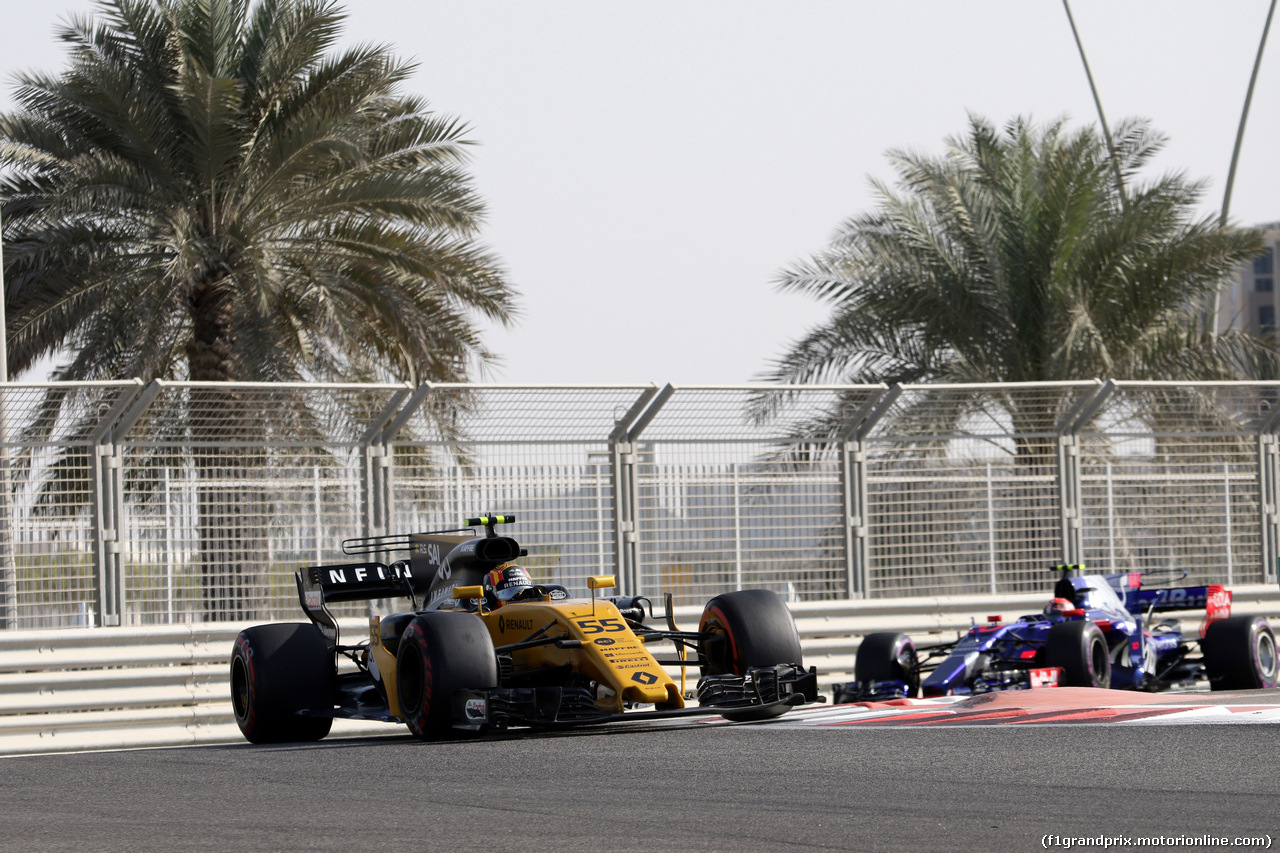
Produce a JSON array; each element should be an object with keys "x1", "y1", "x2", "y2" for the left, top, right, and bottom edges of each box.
[{"x1": 295, "y1": 560, "x2": 416, "y2": 646}]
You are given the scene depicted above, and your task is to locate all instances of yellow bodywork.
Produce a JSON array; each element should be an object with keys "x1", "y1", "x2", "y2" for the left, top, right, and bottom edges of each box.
[
  {"x1": 369, "y1": 586, "x2": 683, "y2": 719},
  {"x1": 367, "y1": 617, "x2": 403, "y2": 719},
  {"x1": 478, "y1": 596, "x2": 683, "y2": 712}
]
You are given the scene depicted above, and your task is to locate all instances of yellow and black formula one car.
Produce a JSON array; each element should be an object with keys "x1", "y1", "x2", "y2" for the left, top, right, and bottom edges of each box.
[{"x1": 230, "y1": 515, "x2": 818, "y2": 742}]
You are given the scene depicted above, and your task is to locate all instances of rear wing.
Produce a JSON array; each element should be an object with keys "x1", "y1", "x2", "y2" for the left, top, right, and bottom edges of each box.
[
  {"x1": 1124, "y1": 584, "x2": 1232, "y2": 637},
  {"x1": 294, "y1": 532, "x2": 472, "y2": 645},
  {"x1": 303, "y1": 560, "x2": 417, "y2": 603},
  {"x1": 293, "y1": 517, "x2": 517, "y2": 645},
  {"x1": 295, "y1": 560, "x2": 416, "y2": 645},
  {"x1": 1124, "y1": 584, "x2": 1231, "y2": 614}
]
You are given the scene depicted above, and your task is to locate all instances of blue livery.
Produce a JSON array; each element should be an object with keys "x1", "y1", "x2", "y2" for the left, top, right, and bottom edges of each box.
[{"x1": 834, "y1": 565, "x2": 1276, "y2": 701}]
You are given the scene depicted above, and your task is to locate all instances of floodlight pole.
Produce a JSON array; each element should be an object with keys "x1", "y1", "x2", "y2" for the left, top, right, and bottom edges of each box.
[
  {"x1": 1062, "y1": 0, "x2": 1124, "y2": 202},
  {"x1": 1208, "y1": 0, "x2": 1277, "y2": 338}
]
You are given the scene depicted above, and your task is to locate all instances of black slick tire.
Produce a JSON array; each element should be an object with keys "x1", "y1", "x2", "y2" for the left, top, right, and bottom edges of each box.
[
  {"x1": 230, "y1": 623, "x2": 334, "y2": 744},
  {"x1": 1203, "y1": 615, "x2": 1280, "y2": 691},
  {"x1": 698, "y1": 589, "x2": 804, "y2": 721},
  {"x1": 1044, "y1": 620, "x2": 1111, "y2": 688},
  {"x1": 853, "y1": 632, "x2": 920, "y2": 697},
  {"x1": 396, "y1": 612, "x2": 498, "y2": 740}
]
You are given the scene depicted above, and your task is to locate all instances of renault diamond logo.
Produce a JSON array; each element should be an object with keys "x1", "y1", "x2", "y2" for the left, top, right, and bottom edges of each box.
[{"x1": 631, "y1": 671, "x2": 658, "y2": 685}]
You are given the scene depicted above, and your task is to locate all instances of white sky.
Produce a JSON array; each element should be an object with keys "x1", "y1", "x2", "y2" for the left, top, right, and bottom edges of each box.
[{"x1": 2, "y1": 1, "x2": 1278, "y2": 385}]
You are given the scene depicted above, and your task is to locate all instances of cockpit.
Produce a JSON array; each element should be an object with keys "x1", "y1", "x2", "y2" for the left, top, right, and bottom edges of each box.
[{"x1": 1067, "y1": 574, "x2": 1127, "y2": 615}]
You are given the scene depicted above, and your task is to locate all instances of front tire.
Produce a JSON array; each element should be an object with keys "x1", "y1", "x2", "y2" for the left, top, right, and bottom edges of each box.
[
  {"x1": 396, "y1": 612, "x2": 498, "y2": 740},
  {"x1": 230, "y1": 623, "x2": 334, "y2": 744},
  {"x1": 1203, "y1": 615, "x2": 1280, "y2": 691},
  {"x1": 698, "y1": 589, "x2": 804, "y2": 721},
  {"x1": 853, "y1": 632, "x2": 920, "y2": 698},
  {"x1": 1044, "y1": 620, "x2": 1111, "y2": 689}
]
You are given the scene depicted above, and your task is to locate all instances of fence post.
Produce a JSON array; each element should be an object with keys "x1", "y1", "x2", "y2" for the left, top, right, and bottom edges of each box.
[
  {"x1": 360, "y1": 441, "x2": 386, "y2": 541},
  {"x1": 363, "y1": 446, "x2": 388, "y2": 540},
  {"x1": 1057, "y1": 381, "x2": 1112, "y2": 568},
  {"x1": 86, "y1": 381, "x2": 149, "y2": 627},
  {"x1": 837, "y1": 385, "x2": 893, "y2": 600},
  {"x1": 360, "y1": 386, "x2": 415, "y2": 543},
  {"x1": 610, "y1": 440, "x2": 637, "y2": 594},
  {"x1": 610, "y1": 386, "x2": 666, "y2": 596},
  {"x1": 0, "y1": 385, "x2": 13, "y2": 629},
  {"x1": 731, "y1": 462, "x2": 743, "y2": 590},
  {"x1": 985, "y1": 461, "x2": 997, "y2": 595},
  {"x1": 1056, "y1": 434, "x2": 1083, "y2": 566},
  {"x1": 90, "y1": 442, "x2": 126, "y2": 626},
  {"x1": 1259, "y1": 402, "x2": 1280, "y2": 585},
  {"x1": 162, "y1": 465, "x2": 175, "y2": 623},
  {"x1": 838, "y1": 440, "x2": 869, "y2": 598}
]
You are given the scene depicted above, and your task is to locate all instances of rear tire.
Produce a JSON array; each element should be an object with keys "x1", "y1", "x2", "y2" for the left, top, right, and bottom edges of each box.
[
  {"x1": 853, "y1": 632, "x2": 920, "y2": 698},
  {"x1": 1203, "y1": 615, "x2": 1280, "y2": 691},
  {"x1": 230, "y1": 623, "x2": 334, "y2": 744},
  {"x1": 698, "y1": 589, "x2": 804, "y2": 721},
  {"x1": 1044, "y1": 620, "x2": 1111, "y2": 688},
  {"x1": 396, "y1": 612, "x2": 498, "y2": 740}
]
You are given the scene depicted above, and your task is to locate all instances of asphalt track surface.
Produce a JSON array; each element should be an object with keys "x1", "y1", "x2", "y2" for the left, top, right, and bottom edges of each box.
[{"x1": 3, "y1": 711, "x2": 1279, "y2": 852}]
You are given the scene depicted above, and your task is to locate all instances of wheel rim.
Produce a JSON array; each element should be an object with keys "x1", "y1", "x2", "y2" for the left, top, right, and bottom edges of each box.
[
  {"x1": 1089, "y1": 635, "x2": 1108, "y2": 685},
  {"x1": 1257, "y1": 629, "x2": 1278, "y2": 681},
  {"x1": 701, "y1": 620, "x2": 728, "y2": 673},
  {"x1": 230, "y1": 657, "x2": 250, "y2": 722},
  {"x1": 895, "y1": 643, "x2": 920, "y2": 692},
  {"x1": 699, "y1": 610, "x2": 737, "y2": 675}
]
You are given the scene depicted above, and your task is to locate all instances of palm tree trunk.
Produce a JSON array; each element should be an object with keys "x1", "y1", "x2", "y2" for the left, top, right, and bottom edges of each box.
[
  {"x1": 186, "y1": 278, "x2": 237, "y2": 383},
  {"x1": 186, "y1": 279, "x2": 261, "y2": 620}
]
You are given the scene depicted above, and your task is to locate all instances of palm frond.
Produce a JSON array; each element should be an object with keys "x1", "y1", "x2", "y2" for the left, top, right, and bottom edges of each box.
[
  {"x1": 764, "y1": 115, "x2": 1273, "y2": 391},
  {"x1": 1, "y1": 0, "x2": 517, "y2": 386}
]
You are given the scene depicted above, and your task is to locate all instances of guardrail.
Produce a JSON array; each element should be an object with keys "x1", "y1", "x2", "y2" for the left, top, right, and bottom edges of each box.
[{"x1": 3, "y1": 587, "x2": 1278, "y2": 756}]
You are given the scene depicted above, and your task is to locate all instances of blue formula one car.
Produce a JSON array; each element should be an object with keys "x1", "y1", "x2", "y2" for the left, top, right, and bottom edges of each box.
[{"x1": 834, "y1": 564, "x2": 1279, "y2": 701}]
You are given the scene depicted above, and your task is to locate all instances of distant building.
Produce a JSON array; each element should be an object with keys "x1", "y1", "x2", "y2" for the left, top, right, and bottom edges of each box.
[{"x1": 1218, "y1": 222, "x2": 1280, "y2": 336}]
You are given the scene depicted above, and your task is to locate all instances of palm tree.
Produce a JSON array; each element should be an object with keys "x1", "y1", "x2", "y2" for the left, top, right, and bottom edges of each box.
[
  {"x1": 764, "y1": 115, "x2": 1270, "y2": 403},
  {"x1": 761, "y1": 115, "x2": 1273, "y2": 585},
  {"x1": 1, "y1": 0, "x2": 514, "y2": 383},
  {"x1": 0, "y1": 0, "x2": 517, "y2": 618}
]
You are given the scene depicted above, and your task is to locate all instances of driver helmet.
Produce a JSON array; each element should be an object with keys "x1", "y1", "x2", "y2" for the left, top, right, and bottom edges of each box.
[
  {"x1": 485, "y1": 564, "x2": 533, "y2": 609},
  {"x1": 1045, "y1": 597, "x2": 1076, "y2": 616}
]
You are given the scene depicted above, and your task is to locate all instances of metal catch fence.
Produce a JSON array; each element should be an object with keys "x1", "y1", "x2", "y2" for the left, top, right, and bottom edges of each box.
[{"x1": 0, "y1": 379, "x2": 1276, "y2": 630}]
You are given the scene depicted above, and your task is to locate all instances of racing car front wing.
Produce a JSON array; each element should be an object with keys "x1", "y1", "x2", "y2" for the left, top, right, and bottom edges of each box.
[
  {"x1": 452, "y1": 664, "x2": 820, "y2": 731},
  {"x1": 836, "y1": 666, "x2": 1067, "y2": 702}
]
